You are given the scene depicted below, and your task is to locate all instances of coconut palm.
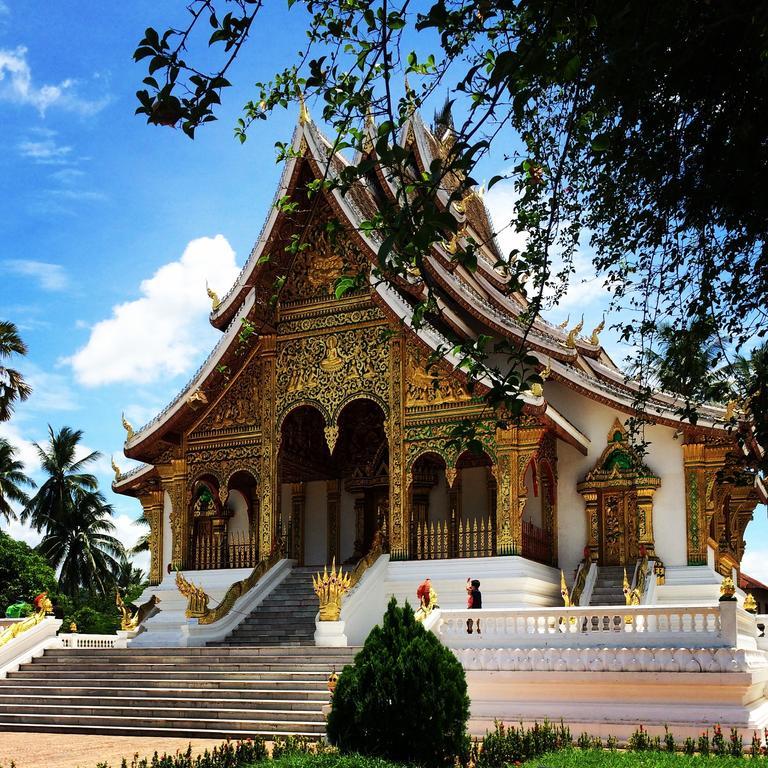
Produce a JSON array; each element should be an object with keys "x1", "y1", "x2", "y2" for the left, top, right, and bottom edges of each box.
[
  {"x1": 130, "y1": 510, "x2": 150, "y2": 555},
  {"x1": 0, "y1": 321, "x2": 32, "y2": 422},
  {"x1": 0, "y1": 438, "x2": 35, "y2": 522},
  {"x1": 21, "y1": 426, "x2": 99, "y2": 532},
  {"x1": 115, "y1": 553, "x2": 146, "y2": 593},
  {"x1": 38, "y1": 488, "x2": 124, "y2": 596}
]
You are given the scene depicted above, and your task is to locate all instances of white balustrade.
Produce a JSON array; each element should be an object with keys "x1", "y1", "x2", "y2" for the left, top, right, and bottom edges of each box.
[
  {"x1": 436, "y1": 602, "x2": 752, "y2": 649},
  {"x1": 58, "y1": 633, "x2": 128, "y2": 649}
]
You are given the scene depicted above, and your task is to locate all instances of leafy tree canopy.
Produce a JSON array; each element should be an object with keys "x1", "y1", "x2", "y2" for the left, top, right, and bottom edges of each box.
[
  {"x1": 0, "y1": 530, "x2": 58, "y2": 613},
  {"x1": 134, "y1": 1, "x2": 768, "y2": 462},
  {"x1": 0, "y1": 321, "x2": 31, "y2": 422}
]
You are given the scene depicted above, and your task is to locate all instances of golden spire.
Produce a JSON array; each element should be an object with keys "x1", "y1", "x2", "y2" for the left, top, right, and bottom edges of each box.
[
  {"x1": 297, "y1": 86, "x2": 311, "y2": 125},
  {"x1": 121, "y1": 413, "x2": 135, "y2": 441},
  {"x1": 556, "y1": 314, "x2": 570, "y2": 330},
  {"x1": 565, "y1": 315, "x2": 584, "y2": 348},
  {"x1": 589, "y1": 316, "x2": 605, "y2": 345},
  {"x1": 111, "y1": 456, "x2": 121, "y2": 482},
  {"x1": 206, "y1": 281, "x2": 221, "y2": 311}
]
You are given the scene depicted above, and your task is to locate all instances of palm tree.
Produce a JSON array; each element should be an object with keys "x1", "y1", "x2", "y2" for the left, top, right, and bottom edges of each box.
[
  {"x1": 38, "y1": 488, "x2": 125, "y2": 596},
  {"x1": 130, "y1": 510, "x2": 150, "y2": 555},
  {"x1": 0, "y1": 321, "x2": 32, "y2": 422},
  {"x1": 0, "y1": 438, "x2": 35, "y2": 522},
  {"x1": 115, "y1": 553, "x2": 147, "y2": 593},
  {"x1": 22, "y1": 426, "x2": 99, "y2": 532}
]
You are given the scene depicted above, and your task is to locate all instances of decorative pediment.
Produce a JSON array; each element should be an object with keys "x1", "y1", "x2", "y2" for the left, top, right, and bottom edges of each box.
[
  {"x1": 578, "y1": 419, "x2": 660, "y2": 490},
  {"x1": 193, "y1": 361, "x2": 261, "y2": 435},
  {"x1": 405, "y1": 342, "x2": 472, "y2": 407}
]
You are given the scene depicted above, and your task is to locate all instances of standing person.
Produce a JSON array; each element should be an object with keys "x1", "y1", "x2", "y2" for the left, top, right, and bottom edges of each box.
[{"x1": 467, "y1": 578, "x2": 482, "y2": 609}]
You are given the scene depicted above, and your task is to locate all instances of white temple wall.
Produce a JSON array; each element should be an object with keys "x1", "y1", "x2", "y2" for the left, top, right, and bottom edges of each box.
[
  {"x1": 543, "y1": 381, "x2": 688, "y2": 572},
  {"x1": 304, "y1": 480, "x2": 327, "y2": 565},
  {"x1": 162, "y1": 490, "x2": 173, "y2": 574},
  {"x1": 340, "y1": 487, "x2": 356, "y2": 562},
  {"x1": 227, "y1": 490, "x2": 250, "y2": 541},
  {"x1": 461, "y1": 467, "x2": 489, "y2": 522}
]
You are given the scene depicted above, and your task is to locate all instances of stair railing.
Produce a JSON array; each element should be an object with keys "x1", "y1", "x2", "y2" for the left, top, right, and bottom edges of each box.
[
  {"x1": 176, "y1": 544, "x2": 283, "y2": 625},
  {"x1": 569, "y1": 559, "x2": 595, "y2": 606}
]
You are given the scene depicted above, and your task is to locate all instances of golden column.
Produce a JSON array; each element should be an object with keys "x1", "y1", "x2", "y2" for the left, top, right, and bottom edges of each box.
[
  {"x1": 581, "y1": 490, "x2": 599, "y2": 562},
  {"x1": 495, "y1": 423, "x2": 546, "y2": 555},
  {"x1": 388, "y1": 336, "x2": 407, "y2": 558},
  {"x1": 682, "y1": 441, "x2": 728, "y2": 566},
  {"x1": 137, "y1": 485, "x2": 164, "y2": 584},
  {"x1": 258, "y1": 336, "x2": 278, "y2": 559},
  {"x1": 326, "y1": 479, "x2": 341, "y2": 563},
  {"x1": 635, "y1": 486, "x2": 658, "y2": 558},
  {"x1": 157, "y1": 457, "x2": 187, "y2": 570}
]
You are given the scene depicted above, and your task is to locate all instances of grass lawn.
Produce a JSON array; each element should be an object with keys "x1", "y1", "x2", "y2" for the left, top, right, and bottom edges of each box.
[{"x1": 534, "y1": 750, "x2": 749, "y2": 768}]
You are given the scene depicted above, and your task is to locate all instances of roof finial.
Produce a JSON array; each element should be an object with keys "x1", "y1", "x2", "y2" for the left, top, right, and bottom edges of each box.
[
  {"x1": 565, "y1": 315, "x2": 584, "y2": 348},
  {"x1": 206, "y1": 281, "x2": 221, "y2": 311},
  {"x1": 556, "y1": 314, "x2": 570, "y2": 330},
  {"x1": 297, "y1": 85, "x2": 311, "y2": 125},
  {"x1": 111, "y1": 456, "x2": 122, "y2": 482},
  {"x1": 121, "y1": 413, "x2": 135, "y2": 441},
  {"x1": 589, "y1": 316, "x2": 605, "y2": 345}
]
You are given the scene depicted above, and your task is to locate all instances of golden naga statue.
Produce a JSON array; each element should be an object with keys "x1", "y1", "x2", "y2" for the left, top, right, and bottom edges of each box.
[
  {"x1": 720, "y1": 576, "x2": 737, "y2": 600},
  {"x1": 206, "y1": 281, "x2": 222, "y2": 311},
  {"x1": 560, "y1": 570, "x2": 572, "y2": 608},
  {"x1": 565, "y1": 316, "x2": 584, "y2": 348},
  {"x1": 121, "y1": 412, "x2": 135, "y2": 441},
  {"x1": 0, "y1": 592, "x2": 53, "y2": 649},
  {"x1": 556, "y1": 314, "x2": 570, "y2": 331},
  {"x1": 313, "y1": 559, "x2": 352, "y2": 621},
  {"x1": 589, "y1": 317, "x2": 605, "y2": 346},
  {"x1": 116, "y1": 588, "x2": 138, "y2": 632},
  {"x1": 530, "y1": 360, "x2": 551, "y2": 398},
  {"x1": 623, "y1": 568, "x2": 641, "y2": 607},
  {"x1": 176, "y1": 570, "x2": 210, "y2": 619},
  {"x1": 111, "y1": 456, "x2": 122, "y2": 482}
]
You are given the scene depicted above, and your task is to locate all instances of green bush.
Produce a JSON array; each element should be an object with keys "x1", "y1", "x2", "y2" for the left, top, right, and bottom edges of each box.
[
  {"x1": 0, "y1": 530, "x2": 58, "y2": 612},
  {"x1": 326, "y1": 597, "x2": 470, "y2": 767},
  {"x1": 475, "y1": 720, "x2": 572, "y2": 768},
  {"x1": 65, "y1": 605, "x2": 120, "y2": 635}
]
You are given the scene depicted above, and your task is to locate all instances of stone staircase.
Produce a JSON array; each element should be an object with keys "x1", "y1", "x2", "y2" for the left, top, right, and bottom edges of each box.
[
  {"x1": 0, "y1": 645, "x2": 356, "y2": 739},
  {"x1": 589, "y1": 565, "x2": 627, "y2": 606},
  {"x1": 214, "y1": 566, "x2": 319, "y2": 647}
]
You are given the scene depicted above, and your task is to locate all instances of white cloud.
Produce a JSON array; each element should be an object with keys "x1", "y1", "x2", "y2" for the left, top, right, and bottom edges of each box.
[
  {"x1": 68, "y1": 235, "x2": 240, "y2": 387},
  {"x1": 18, "y1": 138, "x2": 73, "y2": 164},
  {"x1": 484, "y1": 180, "x2": 529, "y2": 259},
  {"x1": 0, "y1": 46, "x2": 109, "y2": 116},
  {"x1": 1, "y1": 259, "x2": 69, "y2": 291}
]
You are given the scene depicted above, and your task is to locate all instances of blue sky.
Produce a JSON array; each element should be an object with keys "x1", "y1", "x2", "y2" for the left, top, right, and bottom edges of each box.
[{"x1": 1, "y1": 1, "x2": 765, "y2": 581}]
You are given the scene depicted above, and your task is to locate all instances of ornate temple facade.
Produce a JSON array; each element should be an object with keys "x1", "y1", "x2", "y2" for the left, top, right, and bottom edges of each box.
[{"x1": 114, "y1": 109, "x2": 765, "y2": 608}]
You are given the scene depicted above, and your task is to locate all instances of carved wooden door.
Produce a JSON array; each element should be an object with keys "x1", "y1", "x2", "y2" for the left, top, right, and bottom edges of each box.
[{"x1": 598, "y1": 490, "x2": 638, "y2": 565}]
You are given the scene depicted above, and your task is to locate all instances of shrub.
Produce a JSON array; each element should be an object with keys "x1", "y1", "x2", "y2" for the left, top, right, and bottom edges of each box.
[
  {"x1": 628, "y1": 725, "x2": 651, "y2": 751},
  {"x1": 713, "y1": 724, "x2": 727, "y2": 756},
  {"x1": 326, "y1": 597, "x2": 470, "y2": 767},
  {"x1": 683, "y1": 737, "x2": 696, "y2": 756},
  {"x1": 475, "y1": 720, "x2": 572, "y2": 768},
  {"x1": 698, "y1": 730, "x2": 711, "y2": 756},
  {"x1": 729, "y1": 728, "x2": 743, "y2": 757},
  {"x1": 664, "y1": 725, "x2": 676, "y2": 753},
  {"x1": 606, "y1": 736, "x2": 619, "y2": 752}
]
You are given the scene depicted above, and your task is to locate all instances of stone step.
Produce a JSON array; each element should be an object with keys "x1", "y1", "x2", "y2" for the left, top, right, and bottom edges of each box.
[
  {"x1": 8, "y1": 670, "x2": 334, "y2": 682},
  {"x1": 42, "y1": 646, "x2": 353, "y2": 658},
  {"x1": 1, "y1": 676, "x2": 329, "y2": 690},
  {"x1": 24, "y1": 661, "x2": 342, "y2": 672},
  {"x1": 0, "y1": 686, "x2": 329, "y2": 701},
  {"x1": 32, "y1": 653, "x2": 347, "y2": 665},
  {"x1": 0, "y1": 713, "x2": 326, "y2": 736},
  {"x1": 0, "y1": 702, "x2": 326, "y2": 720}
]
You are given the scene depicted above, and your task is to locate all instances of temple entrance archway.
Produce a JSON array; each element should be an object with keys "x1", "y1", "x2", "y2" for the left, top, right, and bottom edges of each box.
[{"x1": 278, "y1": 399, "x2": 388, "y2": 566}]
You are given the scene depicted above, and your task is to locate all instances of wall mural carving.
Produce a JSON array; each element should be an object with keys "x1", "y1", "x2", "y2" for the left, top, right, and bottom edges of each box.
[
  {"x1": 193, "y1": 360, "x2": 261, "y2": 434},
  {"x1": 405, "y1": 343, "x2": 472, "y2": 407}
]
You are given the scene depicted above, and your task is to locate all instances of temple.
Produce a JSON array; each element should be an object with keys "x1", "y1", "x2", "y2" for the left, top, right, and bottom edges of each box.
[{"x1": 114, "y1": 106, "x2": 766, "y2": 636}]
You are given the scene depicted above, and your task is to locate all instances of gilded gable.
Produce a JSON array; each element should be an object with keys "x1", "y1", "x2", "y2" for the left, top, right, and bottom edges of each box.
[{"x1": 192, "y1": 361, "x2": 261, "y2": 435}]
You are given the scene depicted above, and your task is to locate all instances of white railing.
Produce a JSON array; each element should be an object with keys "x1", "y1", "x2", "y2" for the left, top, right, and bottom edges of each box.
[
  {"x1": 58, "y1": 633, "x2": 128, "y2": 649},
  {"x1": 436, "y1": 602, "x2": 751, "y2": 650}
]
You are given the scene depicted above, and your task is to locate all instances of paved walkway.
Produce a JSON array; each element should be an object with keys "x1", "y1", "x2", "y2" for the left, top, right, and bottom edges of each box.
[{"x1": 0, "y1": 733, "x2": 228, "y2": 768}]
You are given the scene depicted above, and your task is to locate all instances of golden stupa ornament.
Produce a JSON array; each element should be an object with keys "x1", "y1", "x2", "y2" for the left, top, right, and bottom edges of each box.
[
  {"x1": 121, "y1": 413, "x2": 135, "y2": 441},
  {"x1": 743, "y1": 593, "x2": 757, "y2": 613},
  {"x1": 565, "y1": 316, "x2": 584, "y2": 348},
  {"x1": 589, "y1": 317, "x2": 605, "y2": 345},
  {"x1": 297, "y1": 86, "x2": 311, "y2": 125},
  {"x1": 206, "y1": 281, "x2": 221, "y2": 311},
  {"x1": 111, "y1": 457, "x2": 122, "y2": 482}
]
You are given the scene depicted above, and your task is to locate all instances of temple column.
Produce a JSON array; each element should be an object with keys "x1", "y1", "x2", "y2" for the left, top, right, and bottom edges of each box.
[
  {"x1": 388, "y1": 336, "x2": 407, "y2": 558},
  {"x1": 447, "y1": 467, "x2": 459, "y2": 558},
  {"x1": 258, "y1": 336, "x2": 277, "y2": 558},
  {"x1": 495, "y1": 424, "x2": 546, "y2": 555},
  {"x1": 137, "y1": 485, "x2": 164, "y2": 585},
  {"x1": 327, "y1": 479, "x2": 340, "y2": 563},
  {"x1": 635, "y1": 486, "x2": 657, "y2": 558},
  {"x1": 682, "y1": 441, "x2": 728, "y2": 566},
  {"x1": 582, "y1": 490, "x2": 599, "y2": 562},
  {"x1": 291, "y1": 482, "x2": 305, "y2": 565},
  {"x1": 157, "y1": 457, "x2": 187, "y2": 570}
]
